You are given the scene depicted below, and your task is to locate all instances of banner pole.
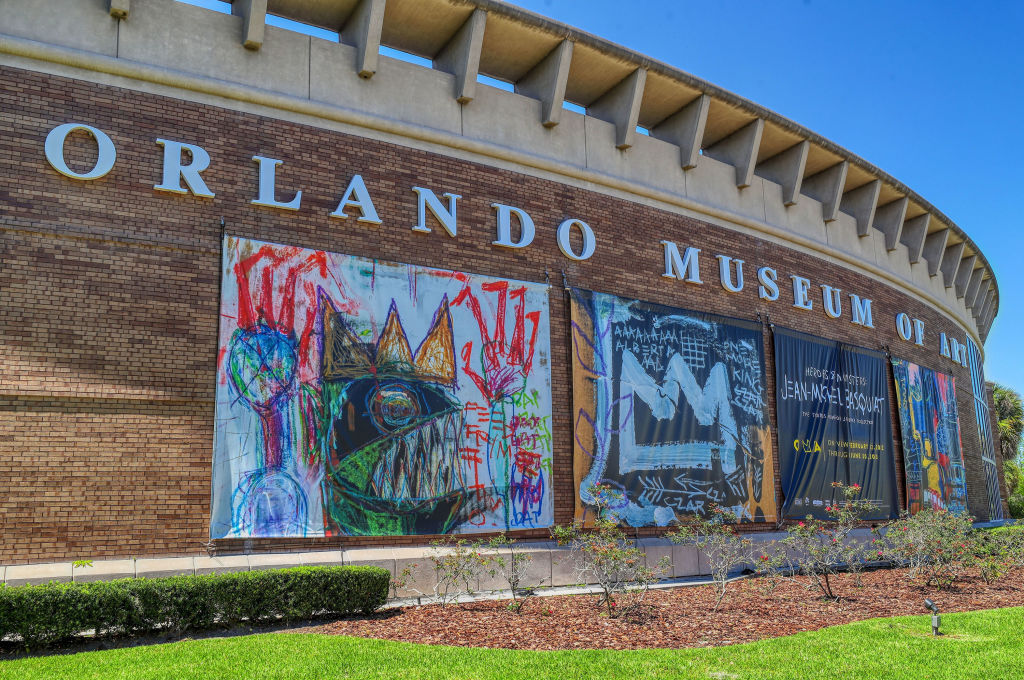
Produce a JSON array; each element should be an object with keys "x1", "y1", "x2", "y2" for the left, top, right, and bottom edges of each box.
[{"x1": 204, "y1": 217, "x2": 227, "y2": 556}]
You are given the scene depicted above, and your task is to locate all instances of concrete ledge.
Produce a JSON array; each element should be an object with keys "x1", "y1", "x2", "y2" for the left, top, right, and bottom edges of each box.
[
  {"x1": 3, "y1": 524, "x2": 961, "y2": 592},
  {"x1": 475, "y1": 548, "x2": 512, "y2": 592},
  {"x1": 73, "y1": 559, "x2": 136, "y2": 583},
  {"x1": 391, "y1": 547, "x2": 437, "y2": 598},
  {"x1": 639, "y1": 537, "x2": 673, "y2": 575},
  {"x1": 5, "y1": 562, "x2": 73, "y2": 586},
  {"x1": 672, "y1": 544, "x2": 700, "y2": 577},
  {"x1": 343, "y1": 547, "x2": 398, "y2": 595},
  {"x1": 511, "y1": 546, "x2": 554, "y2": 589},
  {"x1": 549, "y1": 547, "x2": 577, "y2": 587},
  {"x1": 194, "y1": 555, "x2": 249, "y2": 575},
  {"x1": 135, "y1": 557, "x2": 195, "y2": 579},
  {"x1": 297, "y1": 550, "x2": 343, "y2": 566},
  {"x1": 247, "y1": 553, "x2": 302, "y2": 571}
]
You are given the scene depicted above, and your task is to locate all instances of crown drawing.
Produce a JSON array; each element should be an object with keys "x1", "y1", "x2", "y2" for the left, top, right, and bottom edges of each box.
[{"x1": 322, "y1": 296, "x2": 457, "y2": 387}]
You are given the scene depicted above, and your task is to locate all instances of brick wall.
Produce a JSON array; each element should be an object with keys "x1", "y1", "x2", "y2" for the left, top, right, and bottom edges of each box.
[{"x1": 0, "y1": 65, "x2": 998, "y2": 564}]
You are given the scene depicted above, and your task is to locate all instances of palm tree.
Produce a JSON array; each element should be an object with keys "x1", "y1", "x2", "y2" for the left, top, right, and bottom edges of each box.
[
  {"x1": 990, "y1": 383, "x2": 1024, "y2": 462},
  {"x1": 990, "y1": 383, "x2": 1024, "y2": 518}
]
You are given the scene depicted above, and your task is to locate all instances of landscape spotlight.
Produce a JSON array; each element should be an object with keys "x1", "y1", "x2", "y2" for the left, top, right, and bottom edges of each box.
[{"x1": 924, "y1": 599, "x2": 941, "y2": 635}]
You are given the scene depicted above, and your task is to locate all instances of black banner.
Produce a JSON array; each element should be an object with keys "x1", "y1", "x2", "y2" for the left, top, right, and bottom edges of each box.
[
  {"x1": 774, "y1": 328, "x2": 898, "y2": 520},
  {"x1": 571, "y1": 289, "x2": 776, "y2": 525}
]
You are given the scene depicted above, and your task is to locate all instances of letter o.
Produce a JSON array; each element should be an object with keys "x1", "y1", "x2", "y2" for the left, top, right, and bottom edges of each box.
[
  {"x1": 556, "y1": 218, "x2": 596, "y2": 261},
  {"x1": 895, "y1": 312, "x2": 913, "y2": 341},
  {"x1": 44, "y1": 123, "x2": 116, "y2": 180}
]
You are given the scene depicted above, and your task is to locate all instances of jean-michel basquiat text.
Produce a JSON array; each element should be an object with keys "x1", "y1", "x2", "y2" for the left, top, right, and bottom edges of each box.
[
  {"x1": 569, "y1": 288, "x2": 776, "y2": 526},
  {"x1": 211, "y1": 237, "x2": 553, "y2": 538}
]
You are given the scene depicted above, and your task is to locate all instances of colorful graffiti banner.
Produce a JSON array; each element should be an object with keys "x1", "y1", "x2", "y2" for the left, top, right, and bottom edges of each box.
[
  {"x1": 211, "y1": 237, "x2": 553, "y2": 538},
  {"x1": 774, "y1": 329, "x2": 898, "y2": 521},
  {"x1": 569, "y1": 288, "x2": 776, "y2": 526},
  {"x1": 891, "y1": 358, "x2": 968, "y2": 514}
]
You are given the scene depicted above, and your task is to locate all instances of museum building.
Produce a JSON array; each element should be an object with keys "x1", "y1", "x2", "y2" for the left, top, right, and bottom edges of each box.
[{"x1": 0, "y1": 0, "x2": 1008, "y2": 585}]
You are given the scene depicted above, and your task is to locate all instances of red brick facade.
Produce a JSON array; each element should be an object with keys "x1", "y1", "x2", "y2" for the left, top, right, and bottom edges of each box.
[{"x1": 0, "y1": 66, "x2": 1005, "y2": 565}]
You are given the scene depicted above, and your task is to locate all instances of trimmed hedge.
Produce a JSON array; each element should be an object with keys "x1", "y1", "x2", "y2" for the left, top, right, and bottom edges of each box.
[{"x1": 0, "y1": 565, "x2": 389, "y2": 648}]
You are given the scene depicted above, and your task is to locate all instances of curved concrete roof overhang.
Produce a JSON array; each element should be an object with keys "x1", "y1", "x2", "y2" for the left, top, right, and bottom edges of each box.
[
  {"x1": 265, "y1": 0, "x2": 999, "y2": 342},
  {"x1": 0, "y1": 0, "x2": 998, "y2": 343}
]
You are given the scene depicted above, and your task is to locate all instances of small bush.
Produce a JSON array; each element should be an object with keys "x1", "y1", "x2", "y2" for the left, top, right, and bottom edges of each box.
[
  {"x1": 969, "y1": 526, "x2": 1024, "y2": 584},
  {"x1": 552, "y1": 484, "x2": 668, "y2": 618},
  {"x1": 781, "y1": 483, "x2": 875, "y2": 600},
  {"x1": 0, "y1": 565, "x2": 388, "y2": 649},
  {"x1": 667, "y1": 506, "x2": 752, "y2": 610},
  {"x1": 428, "y1": 538, "x2": 491, "y2": 607},
  {"x1": 389, "y1": 564, "x2": 422, "y2": 599},
  {"x1": 984, "y1": 524, "x2": 1024, "y2": 551},
  {"x1": 880, "y1": 508, "x2": 973, "y2": 588},
  {"x1": 482, "y1": 533, "x2": 541, "y2": 613}
]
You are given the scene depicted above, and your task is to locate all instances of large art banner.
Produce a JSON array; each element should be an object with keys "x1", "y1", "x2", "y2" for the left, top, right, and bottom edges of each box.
[
  {"x1": 570, "y1": 288, "x2": 776, "y2": 526},
  {"x1": 891, "y1": 358, "x2": 968, "y2": 514},
  {"x1": 212, "y1": 237, "x2": 553, "y2": 538},
  {"x1": 773, "y1": 329, "x2": 898, "y2": 520}
]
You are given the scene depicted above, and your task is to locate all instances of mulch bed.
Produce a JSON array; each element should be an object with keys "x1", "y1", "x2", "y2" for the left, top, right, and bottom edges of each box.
[{"x1": 299, "y1": 567, "x2": 1024, "y2": 650}]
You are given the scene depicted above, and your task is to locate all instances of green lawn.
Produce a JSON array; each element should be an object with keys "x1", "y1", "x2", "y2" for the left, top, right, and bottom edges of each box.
[{"x1": 3, "y1": 607, "x2": 1024, "y2": 680}]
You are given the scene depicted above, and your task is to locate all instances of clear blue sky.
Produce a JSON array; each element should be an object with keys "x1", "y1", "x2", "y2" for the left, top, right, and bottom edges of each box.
[
  {"x1": 181, "y1": 0, "x2": 1022, "y2": 392},
  {"x1": 509, "y1": 0, "x2": 1023, "y2": 392}
]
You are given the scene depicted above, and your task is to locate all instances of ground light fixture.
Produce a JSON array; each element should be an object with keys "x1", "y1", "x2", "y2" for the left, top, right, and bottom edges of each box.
[{"x1": 924, "y1": 599, "x2": 941, "y2": 635}]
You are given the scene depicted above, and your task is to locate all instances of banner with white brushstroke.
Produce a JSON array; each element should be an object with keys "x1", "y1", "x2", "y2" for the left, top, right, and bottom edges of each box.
[{"x1": 569, "y1": 288, "x2": 776, "y2": 526}]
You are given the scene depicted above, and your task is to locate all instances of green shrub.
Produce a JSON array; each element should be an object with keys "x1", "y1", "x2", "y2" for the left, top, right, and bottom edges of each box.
[
  {"x1": 879, "y1": 508, "x2": 973, "y2": 588},
  {"x1": 1009, "y1": 495, "x2": 1024, "y2": 519},
  {"x1": 667, "y1": 506, "x2": 752, "y2": 610},
  {"x1": 777, "y1": 483, "x2": 877, "y2": 601},
  {"x1": 553, "y1": 484, "x2": 668, "y2": 618},
  {"x1": 0, "y1": 565, "x2": 388, "y2": 649},
  {"x1": 970, "y1": 525, "x2": 1024, "y2": 583},
  {"x1": 428, "y1": 538, "x2": 492, "y2": 607},
  {"x1": 985, "y1": 524, "x2": 1024, "y2": 542}
]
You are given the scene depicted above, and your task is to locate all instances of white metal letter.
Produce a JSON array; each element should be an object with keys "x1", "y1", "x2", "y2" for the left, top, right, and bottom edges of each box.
[
  {"x1": 44, "y1": 123, "x2": 116, "y2": 180},
  {"x1": 821, "y1": 285, "x2": 843, "y2": 319},
  {"x1": 757, "y1": 266, "x2": 779, "y2": 301},
  {"x1": 791, "y1": 275, "x2": 813, "y2": 310},
  {"x1": 557, "y1": 219, "x2": 596, "y2": 261},
  {"x1": 251, "y1": 156, "x2": 301, "y2": 210},
  {"x1": 661, "y1": 241, "x2": 702, "y2": 283},
  {"x1": 895, "y1": 312, "x2": 913, "y2": 341},
  {"x1": 154, "y1": 138, "x2": 214, "y2": 197},
  {"x1": 491, "y1": 203, "x2": 535, "y2": 249},
  {"x1": 913, "y1": 318, "x2": 926, "y2": 346},
  {"x1": 849, "y1": 294, "x2": 874, "y2": 328},
  {"x1": 411, "y1": 187, "x2": 459, "y2": 236},
  {"x1": 716, "y1": 255, "x2": 744, "y2": 293},
  {"x1": 939, "y1": 332, "x2": 951, "y2": 358},
  {"x1": 331, "y1": 174, "x2": 382, "y2": 223}
]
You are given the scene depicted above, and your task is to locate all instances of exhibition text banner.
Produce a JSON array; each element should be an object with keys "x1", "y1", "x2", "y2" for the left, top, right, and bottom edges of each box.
[
  {"x1": 212, "y1": 237, "x2": 553, "y2": 538},
  {"x1": 570, "y1": 288, "x2": 776, "y2": 526},
  {"x1": 774, "y1": 328, "x2": 898, "y2": 521},
  {"x1": 891, "y1": 358, "x2": 968, "y2": 514}
]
